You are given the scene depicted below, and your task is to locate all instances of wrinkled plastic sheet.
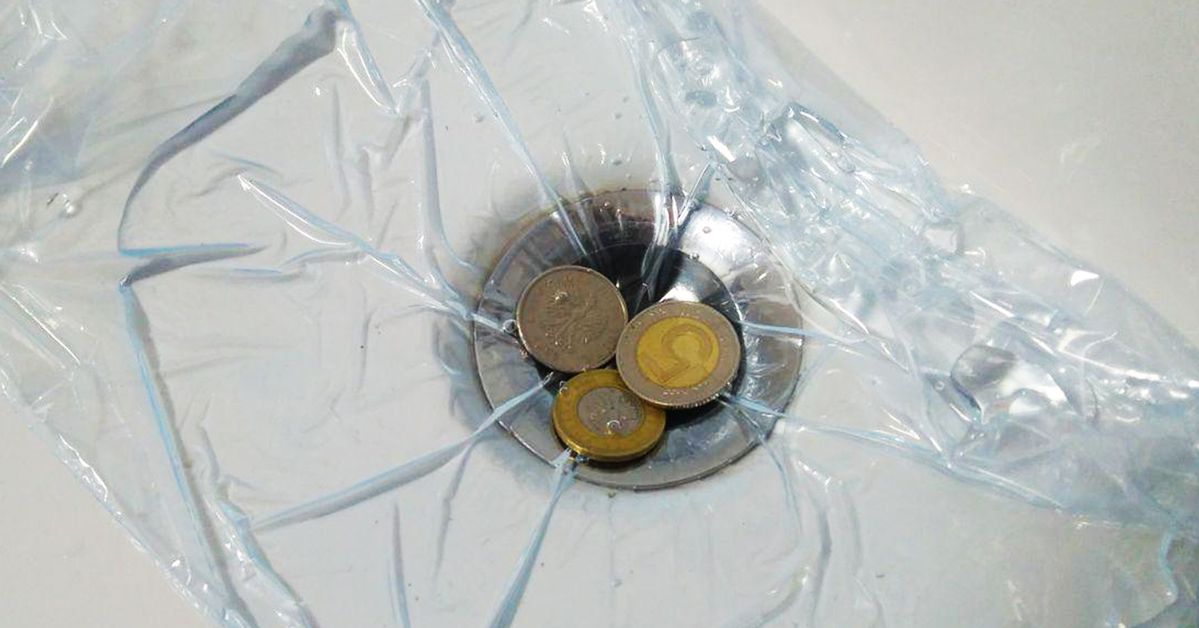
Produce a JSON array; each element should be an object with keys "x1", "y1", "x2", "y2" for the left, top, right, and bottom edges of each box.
[{"x1": 2, "y1": 1, "x2": 1197, "y2": 626}]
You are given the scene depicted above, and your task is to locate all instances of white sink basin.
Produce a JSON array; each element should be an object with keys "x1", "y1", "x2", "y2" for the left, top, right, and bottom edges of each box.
[{"x1": 1, "y1": 1, "x2": 1195, "y2": 626}]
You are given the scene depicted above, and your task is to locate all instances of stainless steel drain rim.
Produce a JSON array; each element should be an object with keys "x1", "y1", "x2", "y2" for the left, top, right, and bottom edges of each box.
[{"x1": 473, "y1": 189, "x2": 803, "y2": 489}]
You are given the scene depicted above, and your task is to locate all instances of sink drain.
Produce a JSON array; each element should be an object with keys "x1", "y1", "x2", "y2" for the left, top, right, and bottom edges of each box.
[{"x1": 473, "y1": 190, "x2": 803, "y2": 489}]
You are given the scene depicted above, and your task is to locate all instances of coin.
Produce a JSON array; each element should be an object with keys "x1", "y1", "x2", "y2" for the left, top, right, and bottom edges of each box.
[
  {"x1": 615, "y1": 301, "x2": 741, "y2": 408},
  {"x1": 552, "y1": 369, "x2": 666, "y2": 462},
  {"x1": 516, "y1": 265, "x2": 628, "y2": 373}
]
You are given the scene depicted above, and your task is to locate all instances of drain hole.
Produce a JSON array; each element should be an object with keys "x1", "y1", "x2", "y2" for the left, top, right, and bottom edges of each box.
[
  {"x1": 473, "y1": 190, "x2": 802, "y2": 490},
  {"x1": 527, "y1": 243, "x2": 748, "y2": 422}
]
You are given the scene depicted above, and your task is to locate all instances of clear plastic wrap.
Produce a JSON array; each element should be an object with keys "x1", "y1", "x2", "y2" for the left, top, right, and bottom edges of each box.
[{"x1": 2, "y1": 1, "x2": 1196, "y2": 626}]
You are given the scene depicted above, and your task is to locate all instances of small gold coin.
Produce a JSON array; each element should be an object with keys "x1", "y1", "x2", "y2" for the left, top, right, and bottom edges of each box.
[
  {"x1": 516, "y1": 266, "x2": 628, "y2": 373},
  {"x1": 615, "y1": 301, "x2": 740, "y2": 408},
  {"x1": 552, "y1": 369, "x2": 665, "y2": 463}
]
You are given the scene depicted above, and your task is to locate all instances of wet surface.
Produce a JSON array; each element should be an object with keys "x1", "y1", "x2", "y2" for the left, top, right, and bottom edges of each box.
[{"x1": 4, "y1": 1, "x2": 1197, "y2": 625}]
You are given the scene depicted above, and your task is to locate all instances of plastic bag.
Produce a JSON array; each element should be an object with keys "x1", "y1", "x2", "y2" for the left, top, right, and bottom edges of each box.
[{"x1": 2, "y1": 0, "x2": 1195, "y2": 625}]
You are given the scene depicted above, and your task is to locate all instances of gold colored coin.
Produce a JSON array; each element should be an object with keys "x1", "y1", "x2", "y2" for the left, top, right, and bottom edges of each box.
[
  {"x1": 615, "y1": 301, "x2": 740, "y2": 408},
  {"x1": 516, "y1": 266, "x2": 628, "y2": 373},
  {"x1": 552, "y1": 369, "x2": 665, "y2": 463}
]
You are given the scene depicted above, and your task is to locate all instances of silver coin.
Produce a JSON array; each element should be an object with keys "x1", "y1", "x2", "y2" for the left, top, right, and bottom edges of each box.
[{"x1": 516, "y1": 265, "x2": 627, "y2": 373}]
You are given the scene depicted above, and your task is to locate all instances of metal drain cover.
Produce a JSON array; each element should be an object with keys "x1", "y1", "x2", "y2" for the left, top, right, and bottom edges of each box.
[{"x1": 473, "y1": 190, "x2": 803, "y2": 489}]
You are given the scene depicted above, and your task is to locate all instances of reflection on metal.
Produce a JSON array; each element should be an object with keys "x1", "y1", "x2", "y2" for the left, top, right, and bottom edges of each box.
[{"x1": 474, "y1": 190, "x2": 804, "y2": 489}]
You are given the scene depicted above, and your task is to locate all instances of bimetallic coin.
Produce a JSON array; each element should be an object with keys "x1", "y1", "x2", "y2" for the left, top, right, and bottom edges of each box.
[
  {"x1": 552, "y1": 370, "x2": 665, "y2": 462},
  {"x1": 616, "y1": 301, "x2": 741, "y2": 408},
  {"x1": 516, "y1": 265, "x2": 627, "y2": 373}
]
